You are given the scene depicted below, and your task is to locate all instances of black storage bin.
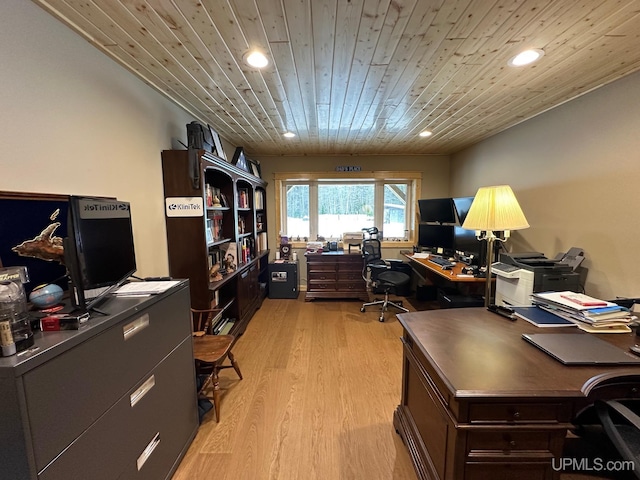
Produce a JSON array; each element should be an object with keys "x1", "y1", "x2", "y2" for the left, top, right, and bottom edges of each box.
[
  {"x1": 416, "y1": 285, "x2": 438, "y2": 301},
  {"x1": 438, "y1": 287, "x2": 483, "y2": 309}
]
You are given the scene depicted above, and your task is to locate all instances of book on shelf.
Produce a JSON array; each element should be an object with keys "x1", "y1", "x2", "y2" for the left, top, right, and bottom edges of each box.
[
  {"x1": 212, "y1": 211, "x2": 223, "y2": 240},
  {"x1": 212, "y1": 316, "x2": 228, "y2": 335},
  {"x1": 255, "y1": 190, "x2": 264, "y2": 210},
  {"x1": 221, "y1": 241, "x2": 238, "y2": 272},
  {"x1": 257, "y1": 231, "x2": 268, "y2": 252},
  {"x1": 219, "y1": 319, "x2": 235, "y2": 335},
  {"x1": 238, "y1": 188, "x2": 249, "y2": 208},
  {"x1": 205, "y1": 223, "x2": 214, "y2": 244}
]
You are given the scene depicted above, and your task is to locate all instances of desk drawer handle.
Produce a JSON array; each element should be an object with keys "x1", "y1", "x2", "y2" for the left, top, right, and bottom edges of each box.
[
  {"x1": 137, "y1": 432, "x2": 160, "y2": 471},
  {"x1": 123, "y1": 313, "x2": 150, "y2": 341},
  {"x1": 509, "y1": 440, "x2": 517, "y2": 447},
  {"x1": 512, "y1": 411, "x2": 521, "y2": 419},
  {"x1": 130, "y1": 375, "x2": 155, "y2": 407}
]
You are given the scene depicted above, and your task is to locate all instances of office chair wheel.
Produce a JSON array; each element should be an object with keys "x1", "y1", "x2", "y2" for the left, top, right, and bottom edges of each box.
[
  {"x1": 379, "y1": 315, "x2": 385, "y2": 322},
  {"x1": 360, "y1": 307, "x2": 366, "y2": 312}
]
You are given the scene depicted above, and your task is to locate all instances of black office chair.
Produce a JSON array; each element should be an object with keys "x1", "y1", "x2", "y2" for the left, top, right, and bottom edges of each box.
[{"x1": 360, "y1": 238, "x2": 410, "y2": 322}]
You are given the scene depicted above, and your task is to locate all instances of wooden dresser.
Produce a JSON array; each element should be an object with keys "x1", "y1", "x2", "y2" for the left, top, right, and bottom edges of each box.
[
  {"x1": 305, "y1": 251, "x2": 367, "y2": 301},
  {"x1": 0, "y1": 281, "x2": 198, "y2": 480},
  {"x1": 394, "y1": 308, "x2": 640, "y2": 480}
]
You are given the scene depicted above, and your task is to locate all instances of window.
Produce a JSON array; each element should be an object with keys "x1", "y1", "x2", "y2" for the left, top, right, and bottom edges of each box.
[{"x1": 276, "y1": 172, "x2": 420, "y2": 243}]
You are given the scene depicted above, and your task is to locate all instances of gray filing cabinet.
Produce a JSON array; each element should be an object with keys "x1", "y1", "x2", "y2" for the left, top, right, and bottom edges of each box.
[
  {"x1": 0, "y1": 281, "x2": 198, "y2": 480},
  {"x1": 268, "y1": 261, "x2": 299, "y2": 299}
]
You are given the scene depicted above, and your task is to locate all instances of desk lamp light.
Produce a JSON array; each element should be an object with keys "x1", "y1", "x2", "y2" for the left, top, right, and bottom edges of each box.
[{"x1": 461, "y1": 185, "x2": 529, "y2": 307}]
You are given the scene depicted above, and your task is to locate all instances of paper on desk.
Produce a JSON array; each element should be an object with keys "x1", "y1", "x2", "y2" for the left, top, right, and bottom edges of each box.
[
  {"x1": 114, "y1": 280, "x2": 181, "y2": 295},
  {"x1": 412, "y1": 253, "x2": 430, "y2": 258}
]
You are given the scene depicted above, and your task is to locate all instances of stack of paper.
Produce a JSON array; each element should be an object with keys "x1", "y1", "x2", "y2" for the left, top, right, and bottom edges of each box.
[{"x1": 531, "y1": 291, "x2": 635, "y2": 333}]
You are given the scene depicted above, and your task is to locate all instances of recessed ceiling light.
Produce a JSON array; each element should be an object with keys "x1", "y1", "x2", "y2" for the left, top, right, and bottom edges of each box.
[
  {"x1": 245, "y1": 50, "x2": 268, "y2": 68},
  {"x1": 508, "y1": 49, "x2": 545, "y2": 67},
  {"x1": 419, "y1": 130, "x2": 433, "y2": 137},
  {"x1": 283, "y1": 132, "x2": 295, "y2": 138}
]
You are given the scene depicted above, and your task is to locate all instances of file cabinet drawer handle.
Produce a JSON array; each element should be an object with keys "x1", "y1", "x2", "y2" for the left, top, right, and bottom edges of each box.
[
  {"x1": 137, "y1": 432, "x2": 161, "y2": 471},
  {"x1": 130, "y1": 375, "x2": 155, "y2": 407},
  {"x1": 123, "y1": 313, "x2": 150, "y2": 341}
]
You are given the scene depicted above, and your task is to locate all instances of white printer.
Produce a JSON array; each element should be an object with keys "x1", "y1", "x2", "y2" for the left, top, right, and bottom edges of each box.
[{"x1": 493, "y1": 249, "x2": 584, "y2": 306}]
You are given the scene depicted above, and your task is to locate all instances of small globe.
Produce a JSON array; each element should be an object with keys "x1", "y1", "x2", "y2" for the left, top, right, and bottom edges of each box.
[{"x1": 29, "y1": 284, "x2": 64, "y2": 309}]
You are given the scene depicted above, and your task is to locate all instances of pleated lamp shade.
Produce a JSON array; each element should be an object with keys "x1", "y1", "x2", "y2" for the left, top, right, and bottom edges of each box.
[{"x1": 461, "y1": 185, "x2": 529, "y2": 232}]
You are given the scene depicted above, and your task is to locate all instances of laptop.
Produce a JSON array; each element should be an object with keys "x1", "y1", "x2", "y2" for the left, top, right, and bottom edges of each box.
[{"x1": 522, "y1": 333, "x2": 640, "y2": 365}]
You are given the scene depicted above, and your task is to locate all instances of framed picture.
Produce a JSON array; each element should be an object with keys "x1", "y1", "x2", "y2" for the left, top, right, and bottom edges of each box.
[
  {"x1": 0, "y1": 191, "x2": 69, "y2": 296},
  {"x1": 249, "y1": 159, "x2": 262, "y2": 178},
  {"x1": 208, "y1": 124, "x2": 227, "y2": 161},
  {"x1": 231, "y1": 147, "x2": 249, "y2": 172}
]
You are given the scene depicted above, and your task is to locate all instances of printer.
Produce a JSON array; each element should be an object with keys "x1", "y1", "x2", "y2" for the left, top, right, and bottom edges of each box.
[{"x1": 493, "y1": 250, "x2": 583, "y2": 306}]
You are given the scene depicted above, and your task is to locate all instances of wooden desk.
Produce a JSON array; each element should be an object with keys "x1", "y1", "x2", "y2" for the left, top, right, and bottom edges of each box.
[
  {"x1": 394, "y1": 308, "x2": 640, "y2": 480},
  {"x1": 402, "y1": 252, "x2": 488, "y2": 284}
]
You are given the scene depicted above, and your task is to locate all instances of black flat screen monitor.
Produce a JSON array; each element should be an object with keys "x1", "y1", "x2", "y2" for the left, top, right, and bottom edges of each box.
[
  {"x1": 418, "y1": 224, "x2": 454, "y2": 251},
  {"x1": 418, "y1": 198, "x2": 455, "y2": 224},
  {"x1": 65, "y1": 195, "x2": 136, "y2": 311},
  {"x1": 453, "y1": 196, "x2": 474, "y2": 225},
  {"x1": 453, "y1": 226, "x2": 483, "y2": 262}
]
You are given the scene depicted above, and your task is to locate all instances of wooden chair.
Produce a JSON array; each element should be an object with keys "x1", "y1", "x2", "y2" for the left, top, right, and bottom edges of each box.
[{"x1": 191, "y1": 308, "x2": 243, "y2": 422}]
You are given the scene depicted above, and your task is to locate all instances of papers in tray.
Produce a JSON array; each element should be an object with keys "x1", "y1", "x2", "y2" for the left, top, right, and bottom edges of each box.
[
  {"x1": 532, "y1": 291, "x2": 617, "y2": 311},
  {"x1": 530, "y1": 291, "x2": 635, "y2": 333},
  {"x1": 114, "y1": 280, "x2": 181, "y2": 296}
]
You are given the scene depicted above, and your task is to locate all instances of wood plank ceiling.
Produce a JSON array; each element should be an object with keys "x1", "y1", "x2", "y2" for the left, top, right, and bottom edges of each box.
[{"x1": 32, "y1": 0, "x2": 640, "y2": 156}]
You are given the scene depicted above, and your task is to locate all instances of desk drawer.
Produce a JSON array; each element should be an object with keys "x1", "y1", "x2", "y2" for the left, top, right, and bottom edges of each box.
[
  {"x1": 39, "y1": 338, "x2": 196, "y2": 480},
  {"x1": 336, "y1": 281, "x2": 366, "y2": 292},
  {"x1": 25, "y1": 292, "x2": 191, "y2": 471},
  {"x1": 307, "y1": 263, "x2": 337, "y2": 272},
  {"x1": 337, "y1": 271, "x2": 363, "y2": 282},
  {"x1": 308, "y1": 281, "x2": 336, "y2": 291},
  {"x1": 309, "y1": 271, "x2": 337, "y2": 282},
  {"x1": 468, "y1": 403, "x2": 565, "y2": 424},
  {"x1": 465, "y1": 463, "x2": 551, "y2": 480},
  {"x1": 466, "y1": 430, "x2": 553, "y2": 453}
]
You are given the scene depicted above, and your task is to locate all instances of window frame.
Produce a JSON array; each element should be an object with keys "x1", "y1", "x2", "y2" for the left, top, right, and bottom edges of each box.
[{"x1": 275, "y1": 171, "x2": 421, "y2": 247}]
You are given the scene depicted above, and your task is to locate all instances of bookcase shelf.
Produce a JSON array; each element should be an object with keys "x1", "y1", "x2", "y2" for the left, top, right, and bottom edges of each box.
[{"x1": 161, "y1": 149, "x2": 269, "y2": 336}]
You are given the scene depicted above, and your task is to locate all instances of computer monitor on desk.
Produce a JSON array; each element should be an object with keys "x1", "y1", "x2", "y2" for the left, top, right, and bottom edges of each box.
[
  {"x1": 418, "y1": 224, "x2": 454, "y2": 254},
  {"x1": 453, "y1": 226, "x2": 484, "y2": 265}
]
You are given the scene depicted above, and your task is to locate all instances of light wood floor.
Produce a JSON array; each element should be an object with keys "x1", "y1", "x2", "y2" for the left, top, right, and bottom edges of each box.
[{"x1": 172, "y1": 296, "x2": 418, "y2": 480}]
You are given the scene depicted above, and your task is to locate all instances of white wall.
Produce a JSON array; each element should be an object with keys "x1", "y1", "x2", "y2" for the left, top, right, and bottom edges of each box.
[
  {"x1": 451, "y1": 70, "x2": 640, "y2": 300},
  {"x1": 0, "y1": 0, "x2": 195, "y2": 277}
]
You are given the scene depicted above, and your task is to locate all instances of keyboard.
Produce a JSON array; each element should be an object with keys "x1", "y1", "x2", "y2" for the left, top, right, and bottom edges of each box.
[{"x1": 428, "y1": 257, "x2": 454, "y2": 269}]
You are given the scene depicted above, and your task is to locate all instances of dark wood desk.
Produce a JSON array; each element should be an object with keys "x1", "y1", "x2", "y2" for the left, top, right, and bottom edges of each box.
[{"x1": 394, "y1": 308, "x2": 640, "y2": 480}]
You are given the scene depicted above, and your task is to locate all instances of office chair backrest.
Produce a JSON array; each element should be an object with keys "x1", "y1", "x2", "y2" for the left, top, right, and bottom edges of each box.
[{"x1": 362, "y1": 238, "x2": 382, "y2": 265}]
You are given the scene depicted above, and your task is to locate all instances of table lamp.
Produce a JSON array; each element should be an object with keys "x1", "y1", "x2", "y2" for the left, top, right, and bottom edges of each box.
[{"x1": 461, "y1": 185, "x2": 529, "y2": 307}]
